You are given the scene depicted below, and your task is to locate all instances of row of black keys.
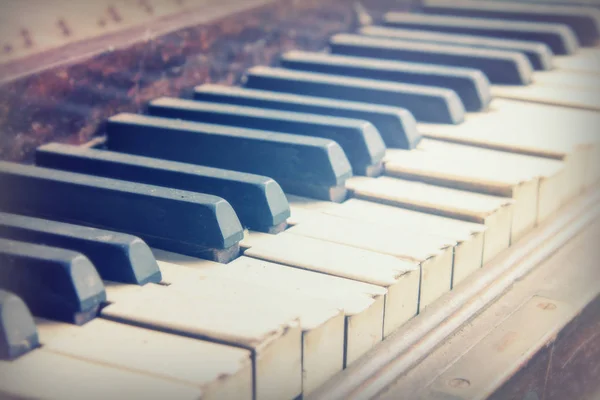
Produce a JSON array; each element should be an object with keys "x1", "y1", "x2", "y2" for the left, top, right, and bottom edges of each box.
[{"x1": 0, "y1": 0, "x2": 598, "y2": 358}]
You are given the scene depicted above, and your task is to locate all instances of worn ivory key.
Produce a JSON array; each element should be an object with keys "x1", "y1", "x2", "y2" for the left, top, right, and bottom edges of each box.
[
  {"x1": 420, "y1": 98, "x2": 600, "y2": 194},
  {"x1": 286, "y1": 207, "x2": 454, "y2": 309},
  {"x1": 414, "y1": 138, "x2": 567, "y2": 223},
  {"x1": 345, "y1": 176, "x2": 513, "y2": 263},
  {"x1": 37, "y1": 317, "x2": 253, "y2": 400},
  {"x1": 383, "y1": 149, "x2": 540, "y2": 240},
  {"x1": 288, "y1": 196, "x2": 486, "y2": 286},
  {"x1": 154, "y1": 249, "x2": 386, "y2": 372},
  {"x1": 241, "y1": 231, "x2": 420, "y2": 341},
  {"x1": 150, "y1": 259, "x2": 345, "y2": 395},
  {"x1": 101, "y1": 282, "x2": 303, "y2": 400}
]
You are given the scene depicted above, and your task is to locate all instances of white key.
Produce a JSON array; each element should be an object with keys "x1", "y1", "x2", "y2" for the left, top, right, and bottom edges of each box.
[
  {"x1": 154, "y1": 249, "x2": 387, "y2": 369},
  {"x1": 0, "y1": 348, "x2": 202, "y2": 400},
  {"x1": 383, "y1": 149, "x2": 539, "y2": 241},
  {"x1": 554, "y1": 48, "x2": 600, "y2": 74},
  {"x1": 241, "y1": 231, "x2": 420, "y2": 345},
  {"x1": 491, "y1": 84, "x2": 600, "y2": 112},
  {"x1": 149, "y1": 259, "x2": 345, "y2": 395},
  {"x1": 101, "y1": 282, "x2": 303, "y2": 400},
  {"x1": 532, "y1": 70, "x2": 600, "y2": 91},
  {"x1": 346, "y1": 176, "x2": 514, "y2": 263},
  {"x1": 286, "y1": 209, "x2": 454, "y2": 309},
  {"x1": 287, "y1": 196, "x2": 486, "y2": 286},
  {"x1": 37, "y1": 318, "x2": 252, "y2": 400},
  {"x1": 420, "y1": 99, "x2": 600, "y2": 193},
  {"x1": 415, "y1": 138, "x2": 567, "y2": 222}
]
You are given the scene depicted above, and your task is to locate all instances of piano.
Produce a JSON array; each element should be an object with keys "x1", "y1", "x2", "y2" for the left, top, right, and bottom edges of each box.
[{"x1": 0, "y1": 0, "x2": 598, "y2": 399}]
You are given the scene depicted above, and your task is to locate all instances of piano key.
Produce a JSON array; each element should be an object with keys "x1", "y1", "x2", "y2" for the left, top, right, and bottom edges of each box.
[
  {"x1": 155, "y1": 250, "x2": 388, "y2": 354},
  {"x1": 533, "y1": 69, "x2": 600, "y2": 90},
  {"x1": 0, "y1": 349, "x2": 203, "y2": 399},
  {"x1": 287, "y1": 196, "x2": 487, "y2": 285},
  {"x1": 0, "y1": 238, "x2": 106, "y2": 324},
  {"x1": 383, "y1": 12, "x2": 579, "y2": 55},
  {"x1": 382, "y1": 149, "x2": 540, "y2": 240},
  {"x1": 241, "y1": 231, "x2": 421, "y2": 343},
  {"x1": 0, "y1": 212, "x2": 162, "y2": 285},
  {"x1": 193, "y1": 84, "x2": 420, "y2": 149},
  {"x1": 36, "y1": 143, "x2": 290, "y2": 234},
  {"x1": 152, "y1": 261, "x2": 344, "y2": 394},
  {"x1": 101, "y1": 282, "x2": 304, "y2": 400},
  {"x1": 413, "y1": 139, "x2": 568, "y2": 223},
  {"x1": 285, "y1": 209, "x2": 455, "y2": 309},
  {"x1": 553, "y1": 48, "x2": 600, "y2": 73},
  {"x1": 329, "y1": 33, "x2": 534, "y2": 85},
  {"x1": 147, "y1": 97, "x2": 386, "y2": 177},
  {"x1": 244, "y1": 66, "x2": 466, "y2": 124},
  {"x1": 37, "y1": 318, "x2": 253, "y2": 400},
  {"x1": 490, "y1": 84, "x2": 600, "y2": 111},
  {"x1": 0, "y1": 290, "x2": 39, "y2": 360},
  {"x1": 106, "y1": 113, "x2": 352, "y2": 202},
  {"x1": 420, "y1": 0, "x2": 600, "y2": 46},
  {"x1": 0, "y1": 161, "x2": 243, "y2": 262},
  {"x1": 419, "y1": 98, "x2": 600, "y2": 195},
  {"x1": 279, "y1": 50, "x2": 491, "y2": 112},
  {"x1": 345, "y1": 177, "x2": 514, "y2": 262},
  {"x1": 358, "y1": 25, "x2": 554, "y2": 70}
]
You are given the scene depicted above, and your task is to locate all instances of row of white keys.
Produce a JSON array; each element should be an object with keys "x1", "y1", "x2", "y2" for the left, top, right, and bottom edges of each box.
[
  {"x1": 286, "y1": 206, "x2": 454, "y2": 309},
  {"x1": 240, "y1": 230, "x2": 420, "y2": 338},
  {"x1": 154, "y1": 249, "x2": 386, "y2": 367},
  {"x1": 288, "y1": 195, "x2": 487, "y2": 285}
]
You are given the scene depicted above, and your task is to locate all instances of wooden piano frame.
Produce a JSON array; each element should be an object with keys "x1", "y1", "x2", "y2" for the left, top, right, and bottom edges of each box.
[{"x1": 1, "y1": 0, "x2": 599, "y2": 398}]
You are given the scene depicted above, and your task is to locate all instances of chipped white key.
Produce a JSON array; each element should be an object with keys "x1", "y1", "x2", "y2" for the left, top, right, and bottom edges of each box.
[
  {"x1": 420, "y1": 98, "x2": 600, "y2": 194},
  {"x1": 0, "y1": 348, "x2": 202, "y2": 400},
  {"x1": 288, "y1": 195, "x2": 486, "y2": 286},
  {"x1": 154, "y1": 249, "x2": 387, "y2": 370},
  {"x1": 285, "y1": 209, "x2": 454, "y2": 309},
  {"x1": 148, "y1": 258, "x2": 345, "y2": 394},
  {"x1": 241, "y1": 231, "x2": 420, "y2": 346},
  {"x1": 345, "y1": 176, "x2": 513, "y2": 263},
  {"x1": 383, "y1": 149, "x2": 539, "y2": 240},
  {"x1": 415, "y1": 138, "x2": 568, "y2": 222},
  {"x1": 37, "y1": 318, "x2": 252, "y2": 400},
  {"x1": 101, "y1": 283, "x2": 303, "y2": 400}
]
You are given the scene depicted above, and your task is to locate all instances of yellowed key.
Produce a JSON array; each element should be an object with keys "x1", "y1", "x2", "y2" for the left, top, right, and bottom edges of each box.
[
  {"x1": 287, "y1": 195, "x2": 486, "y2": 286},
  {"x1": 154, "y1": 249, "x2": 387, "y2": 368},
  {"x1": 345, "y1": 176, "x2": 513, "y2": 264},
  {"x1": 37, "y1": 318, "x2": 253, "y2": 400},
  {"x1": 420, "y1": 98, "x2": 600, "y2": 193},
  {"x1": 102, "y1": 282, "x2": 303, "y2": 400},
  {"x1": 286, "y1": 208, "x2": 454, "y2": 309},
  {"x1": 414, "y1": 138, "x2": 567, "y2": 223},
  {"x1": 241, "y1": 231, "x2": 420, "y2": 341},
  {"x1": 383, "y1": 149, "x2": 539, "y2": 241}
]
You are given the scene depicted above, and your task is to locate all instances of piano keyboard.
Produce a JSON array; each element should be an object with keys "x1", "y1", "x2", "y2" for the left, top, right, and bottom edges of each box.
[{"x1": 0, "y1": 1, "x2": 599, "y2": 399}]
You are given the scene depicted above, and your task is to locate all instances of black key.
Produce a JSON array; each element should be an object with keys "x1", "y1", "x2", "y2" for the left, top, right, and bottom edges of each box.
[
  {"x1": 106, "y1": 113, "x2": 352, "y2": 202},
  {"x1": 0, "y1": 212, "x2": 162, "y2": 285},
  {"x1": 359, "y1": 25, "x2": 553, "y2": 70},
  {"x1": 329, "y1": 33, "x2": 533, "y2": 85},
  {"x1": 421, "y1": 0, "x2": 600, "y2": 46},
  {"x1": 0, "y1": 162, "x2": 243, "y2": 262},
  {"x1": 193, "y1": 84, "x2": 421, "y2": 149},
  {"x1": 147, "y1": 97, "x2": 386, "y2": 177},
  {"x1": 0, "y1": 290, "x2": 39, "y2": 360},
  {"x1": 36, "y1": 143, "x2": 291, "y2": 234},
  {"x1": 383, "y1": 12, "x2": 579, "y2": 55},
  {"x1": 0, "y1": 238, "x2": 106, "y2": 324},
  {"x1": 279, "y1": 50, "x2": 491, "y2": 112},
  {"x1": 243, "y1": 66, "x2": 466, "y2": 124}
]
